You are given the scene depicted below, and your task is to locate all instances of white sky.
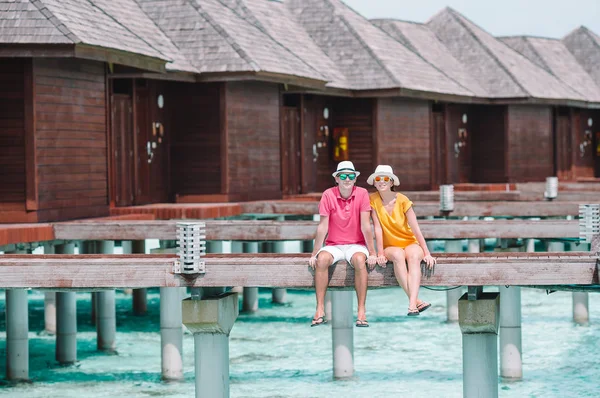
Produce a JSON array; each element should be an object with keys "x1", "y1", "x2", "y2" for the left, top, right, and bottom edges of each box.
[{"x1": 343, "y1": 0, "x2": 600, "y2": 39}]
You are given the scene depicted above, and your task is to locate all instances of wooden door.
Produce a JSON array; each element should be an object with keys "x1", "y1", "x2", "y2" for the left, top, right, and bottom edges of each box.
[
  {"x1": 445, "y1": 105, "x2": 471, "y2": 184},
  {"x1": 134, "y1": 81, "x2": 169, "y2": 204},
  {"x1": 281, "y1": 107, "x2": 301, "y2": 195},
  {"x1": 431, "y1": 111, "x2": 446, "y2": 187},
  {"x1": 111, "y1": 94, "x2": 134, "y2": 206},
  {"x1": 554, "y1": 110, "x2": 572, "y2": 180},
  {"x1": 134, "y1": 85, "x2": 151, "y2": 204},
  {"x1": 148, "y1": 82, "x2": 169, "y2": 203},
  {"x1": 302, "y1": 96, "x2": 332, "y2": 193}
]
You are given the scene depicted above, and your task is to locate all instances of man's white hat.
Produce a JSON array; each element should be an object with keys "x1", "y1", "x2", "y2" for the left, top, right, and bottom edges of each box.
[
  {"x1": 367, "y1": 165, "x2": 400, "y2": 186},
  {"x1": 332, "y1": 160, "x2": 360, "y2": 177}
]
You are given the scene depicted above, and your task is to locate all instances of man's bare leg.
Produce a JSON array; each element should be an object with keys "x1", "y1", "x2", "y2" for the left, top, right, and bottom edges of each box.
[
  {"x1": 314, "y1": 252, "x2": 334, "y2": 322},
  {"x1": 351, "y1": 253, "x2": 368, "y2": 321}
]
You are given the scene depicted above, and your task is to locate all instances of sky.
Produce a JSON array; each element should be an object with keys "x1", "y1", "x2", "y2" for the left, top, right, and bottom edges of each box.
[{"x1": 343, "y1": 0, "x2": 600, "y2": 39}]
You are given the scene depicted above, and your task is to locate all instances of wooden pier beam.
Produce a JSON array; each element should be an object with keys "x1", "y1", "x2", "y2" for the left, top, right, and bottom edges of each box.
[{"x1": 0, "y1": 252, "x2": 597, "y2": 289}]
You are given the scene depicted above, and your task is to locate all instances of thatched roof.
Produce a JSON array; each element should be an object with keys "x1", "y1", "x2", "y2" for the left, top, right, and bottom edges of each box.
[
  {"x1": 427, "y1": 7, "x2": 583, "y2": 101},
  {"x1": 137, "y1": 0, "x2": 327, "y2": 84},
  {"x1": 563, "y1": 27, "x2": 600, "y2": 89},
  {"x1": 502, "y1": 35, "x2": 600, "y2": 102},
  {"x1": 372, "y1": 19, "x2": 488, "y2": 97},
  {"x1": 285, "y1": 0, "x2": 474, "y2": 96}
]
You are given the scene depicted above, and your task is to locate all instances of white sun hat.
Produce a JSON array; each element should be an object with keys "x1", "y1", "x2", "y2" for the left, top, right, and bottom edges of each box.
[
  {"x1": 367, "y1": 165, "x2": 400, "y2": 186},
  {"x1": 332, "y1": 160, "x2": 360, "y2": 177}
]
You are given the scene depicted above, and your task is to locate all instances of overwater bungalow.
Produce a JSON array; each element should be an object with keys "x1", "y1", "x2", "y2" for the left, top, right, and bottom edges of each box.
[{"x1": 501, "y1": 34, "x2": 600, "y2": 181}]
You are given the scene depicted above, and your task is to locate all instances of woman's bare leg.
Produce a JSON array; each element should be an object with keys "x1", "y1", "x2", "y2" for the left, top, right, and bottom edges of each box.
[
  {"x1": 404, "y1": 244, "x2": 425, "y2": 310},
  {"x1": 384, "y1": 247, "x2": 410, "y2": 297}
]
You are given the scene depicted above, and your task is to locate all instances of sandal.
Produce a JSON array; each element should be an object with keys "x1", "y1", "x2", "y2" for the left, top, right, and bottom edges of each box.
[
  {"x1": 355, "y1": 319, "x2": 369, "y2": 327},
  {"x1": 417, "y1": 302, "x2": 431, "y2": 313},
  {"x1": 407, "y1": 308, "x2": 420, "y2": 316},
  {"x1": 311, "y1": 316, "x2": 327, "y2": 327}
]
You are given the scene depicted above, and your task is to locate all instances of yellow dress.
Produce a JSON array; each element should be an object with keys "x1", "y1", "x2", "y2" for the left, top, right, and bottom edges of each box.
[{"x1": 370, "y1": 192, "x2": 419, "y2": 249}]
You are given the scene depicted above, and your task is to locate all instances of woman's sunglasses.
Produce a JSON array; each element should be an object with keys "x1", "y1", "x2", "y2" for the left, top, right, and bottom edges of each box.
[
  {"x1": 375, "y1": 176, "x2": 391, "y2": 182},
  {"x1": 338, "y1": 173, "x2": 356, "y2": 180}
]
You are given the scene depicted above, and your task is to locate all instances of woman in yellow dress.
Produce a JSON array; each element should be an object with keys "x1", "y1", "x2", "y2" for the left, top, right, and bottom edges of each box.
[{"x1": 367, "y1": 165, "x2": 436, "y2": 316}]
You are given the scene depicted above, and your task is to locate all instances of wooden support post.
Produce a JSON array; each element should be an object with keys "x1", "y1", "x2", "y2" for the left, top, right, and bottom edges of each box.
[
  {"x1": 331, "y1": 291, "x2": 353, "y2": 379},
  {"x1": 131, "y1": 240, "x2": 147, "y2": 315},
  {"x1": 43, "y1": 244, "x2": 56, "y2": 335},
  {"x1": 182, "y1": 292, "x2": 239, "y2": 398},
  {"x1": 445, "y1": 240, "x2": 463, "y2": 322},
  {"x1": 459, "y1": 292, "x2": 500, "y2": 398},
  {"x1": 55, "y1": 243, "x2": 77, "y2": 364},
  {"x1": 242, "y1": 242, "x2": 259, "y2": 313},
  {"x1": 5, "y1": 248, "x2": 29, "y2": 382},
  {"x1": 97, "y1": 241, "x2": 116, "y2": 352}
]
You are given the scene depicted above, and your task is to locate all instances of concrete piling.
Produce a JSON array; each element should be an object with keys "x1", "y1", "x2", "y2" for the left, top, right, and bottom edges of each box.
[
  {"x1": 459, "y1": 292, "x2": 500, "y2": 398},
  {"x1": 496, "y1": 238, "x2": 525, "y2": 380},
  {"x1": 183, "y1": 292, "x2": 239, "y2": 398},
  {"x1": 42, "y1": 244, "x2": 56, "y2": 335},
  {"x1": 97, "y1": 240, "x2": 116, "y2": 352},
  {"x1": 570, "y1": 242, "x2": 590, "y2": 325},
  {"x1": 242, "y1": 242, "x2": 259, "y2": 313},
  {"x1": 5, "y1": 286, "x2": 29, "y2": 381},
  {"x1": 55, "y1": 243, "x2": 77, "y2": 364},
  {"x1": 331, "y1": 290, "x2": 354, "y2": 379},
  {"x1": 160, "y1": 286, "x2": 184, "y2": 381},
  {"x1": 445, "y1": 240, "x2": 463, "y2": 322}
]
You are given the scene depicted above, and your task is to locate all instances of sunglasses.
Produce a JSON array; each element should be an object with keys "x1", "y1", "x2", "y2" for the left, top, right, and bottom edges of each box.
[
  {"x1": 338, "y1": 173, "x2": 356, "y2": 181},
  {"x1": 375, "y1": 176, "x2": 391, "y2": 182}
]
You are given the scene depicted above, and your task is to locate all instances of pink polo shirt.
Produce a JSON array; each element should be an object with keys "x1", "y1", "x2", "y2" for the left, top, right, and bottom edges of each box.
[{"x1": 319, "y1": 186, "x2": 371, "y2": 246}]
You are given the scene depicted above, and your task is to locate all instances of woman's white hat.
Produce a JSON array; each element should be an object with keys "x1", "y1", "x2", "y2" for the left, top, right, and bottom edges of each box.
[
  {"x1": 367, "y1": 165, "x2": 400, "y2": 186},
  {"x1": 332, "y1": 160, "x2": 360, "y2": 177}
]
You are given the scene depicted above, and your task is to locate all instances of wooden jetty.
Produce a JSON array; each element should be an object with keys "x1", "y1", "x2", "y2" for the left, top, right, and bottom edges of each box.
[{"x1": 0, "y1": 252, "x2": 597, "y2": 289}]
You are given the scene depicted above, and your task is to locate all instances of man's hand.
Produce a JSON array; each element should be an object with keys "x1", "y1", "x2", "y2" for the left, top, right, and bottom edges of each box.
[
  {"x1": 367, "y1": 254, "x2": 377, "y2": 270},
  {"x1": 309, "y1": 255, "x2": 318, "y2": 269},
  {"x1": 376, "y1": 253, "x2": 388, "y2": 267}
]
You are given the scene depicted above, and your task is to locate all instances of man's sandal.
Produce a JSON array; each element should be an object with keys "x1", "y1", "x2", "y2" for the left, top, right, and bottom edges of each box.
[
  {"x1": 311, "y1": 316, "x2": 327, "y2": 327},
  {"x1": 355, "y1": 319, "x2": 369, "y2": 327}
]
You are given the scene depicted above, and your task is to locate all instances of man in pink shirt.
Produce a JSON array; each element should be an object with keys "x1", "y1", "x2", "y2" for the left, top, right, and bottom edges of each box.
[{"x1": 309, "y1": 161, "x2": 377, "y2": 327}]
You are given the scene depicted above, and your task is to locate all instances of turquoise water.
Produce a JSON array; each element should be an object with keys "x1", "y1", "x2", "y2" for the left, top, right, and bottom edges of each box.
[{"x1": 1, "y1": 286, "x2": 599, "y2": 397}]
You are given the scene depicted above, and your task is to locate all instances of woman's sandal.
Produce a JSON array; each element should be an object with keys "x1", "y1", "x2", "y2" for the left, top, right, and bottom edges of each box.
[
  {"x1": 407, "y1": 308, "x2": 420, "y2": 316},
  {"x1": 417, "y1": 302, "x2": 431, "y2": 313}
]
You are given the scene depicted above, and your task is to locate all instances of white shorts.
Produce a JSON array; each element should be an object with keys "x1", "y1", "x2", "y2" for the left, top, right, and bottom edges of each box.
[{"x1": 317, "y1": 244, "x2": 369, "y2": 266}]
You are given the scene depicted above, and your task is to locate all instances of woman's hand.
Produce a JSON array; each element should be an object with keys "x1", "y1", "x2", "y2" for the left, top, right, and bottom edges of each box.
[
  {"x1": 376, "y1": 253, "x2": 388, "y2": 267},
  {"x1": 423, "y1": 254, "x2": 436, "y2": 268}
]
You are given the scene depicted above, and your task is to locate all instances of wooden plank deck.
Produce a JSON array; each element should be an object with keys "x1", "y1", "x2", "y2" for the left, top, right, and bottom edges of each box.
[
  {"x1": 241, "y1": 201, "x2": 585, "y2": 217},
  {"x1": 52, "y1": 219, "x2": 580, "y2": 241},
  {"x1": 0, "y1": 252, "x2": 597, "y2": 289}
]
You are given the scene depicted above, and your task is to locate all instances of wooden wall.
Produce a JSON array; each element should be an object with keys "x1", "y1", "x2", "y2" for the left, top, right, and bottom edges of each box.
[
  {"x1": 506, "y1": 105, "x2": 553, "y2": 182},
  {"x1": 224, "y1": 81, "x2": 281, "y2": 200},
  {"x1": 554, "y1": 107, "x2": 573, "y2": 181},
  {"x1": 0, "y1": 59, "x2": 26, "y2": 204},
  {"x1": 33, "y1": 58, "x2": 109, "y2": 221},
  {"x1": 169, "y1": 82, "x2": 222, "y2": 196},
  {"x1": 471, "y1": 105, "x2": 506, "y2": 183},
  {"x1": 375, "y1": 98, "x2": 430, "y2": 190}
]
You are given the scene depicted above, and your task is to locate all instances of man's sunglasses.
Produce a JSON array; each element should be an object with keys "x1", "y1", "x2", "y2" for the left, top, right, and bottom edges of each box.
[
  {"x1": 375, "y1": 176, "x2": 391, "y2": 182},
  {"x1": 338, "y1": 173, "x2": 356, "y2": 180}
]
